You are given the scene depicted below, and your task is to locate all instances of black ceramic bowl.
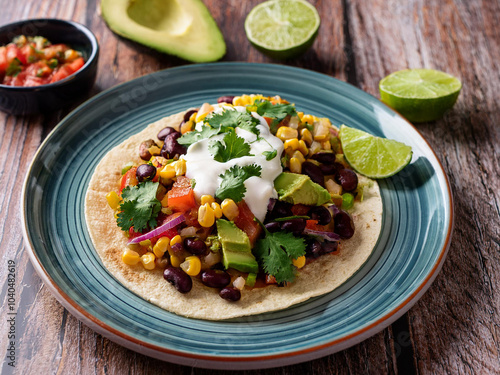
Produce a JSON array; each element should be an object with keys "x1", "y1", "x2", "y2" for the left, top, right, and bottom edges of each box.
[{"x1": 0, "y1": 19, "x2": 99, "y2": 115}]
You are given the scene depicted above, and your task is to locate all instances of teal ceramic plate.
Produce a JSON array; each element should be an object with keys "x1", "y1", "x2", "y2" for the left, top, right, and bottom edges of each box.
[{"x1": 21, "y1": 63, "x2": 453, "y2": 369}]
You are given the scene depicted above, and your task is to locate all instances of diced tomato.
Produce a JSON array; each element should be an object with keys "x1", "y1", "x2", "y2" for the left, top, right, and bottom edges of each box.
[
  {"x1": 291, "y1": 204, "x2": 311, "y2": 216},
  {"x1": 306, "y1": 219, "x2": 332, "y2": 232},
  {"x1": 263, "y1": 116, "x2": 273, "y2": 126},
  {"x1": 128, "y1": 227, "x2": 142, "y2": 239},
  {"x1": 265, "y1": 274, "x2": 277, "y2": 284},
  {"x1": 50, "y1": 64, "x2": 72, "y2": 83},
  {"x1": 166, "y1": 176, "x2": 196, "y2": 212},
  {"x1": 0, "y1": 46, "x2": 7, "y2": 74},
  {"x1": 161, "y1": 226, "x2": 179, "y2": 239},
  {"x1": 233, "y1": 200, "x2": 262, "y2": 245},
  {"x1": 120, "y1": 167, "x2": 138, "y2": 192},
  {"x1": 6, "y1": 44, "x2": 26, "y2": 64},
  {"x1": 67, "y1": 56, "x2": 84, "y2": 72},
  {"x1": 183, "y1": 207, "x2": 200, "y2": 227}
]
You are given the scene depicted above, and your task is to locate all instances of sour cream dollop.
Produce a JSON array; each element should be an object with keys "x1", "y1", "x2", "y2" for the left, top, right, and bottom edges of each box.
[{"x1": 182, "y1": 105, "x2": 284, "y2": 221}]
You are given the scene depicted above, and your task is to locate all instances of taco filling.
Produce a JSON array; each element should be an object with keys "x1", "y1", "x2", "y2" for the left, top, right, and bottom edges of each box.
[{"x1": 85, "y1": 94, "x2": 383, "y2": 319}]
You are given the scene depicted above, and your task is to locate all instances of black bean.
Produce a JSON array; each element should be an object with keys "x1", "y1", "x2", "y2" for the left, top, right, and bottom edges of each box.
[
  {"x1": 157, "y1": 127, "x2": 176, "y2": 141},
  {"x1": 136, "y1": 164, "x2": 156, "y2": 182},
  {"x1": 321, "y1": 241, "x2": 338, "y2": 254},
  {"x1": 264, "y1": 222, "x2": 281, "y2": 233},
  {"x1": 266, "y1": 200, "x2": 293, "y2": 221},
  {"x1": 335, "y1": 168, "x2": 358, "y2": 192},
  {"x1": 302, "y1": 162, "x2": 325, "y2": 186},
  {"x1": 281, "y1": 218, "x2": 306, "y2": 234},
  {"x1": 311, "y1": 152, "x2": 336, "y2": 164},
  {"x1": 319, "y1": 163, "x2": 337, "y2": 175},
  {"x1": 184, "y1": 238, "x2": 207, "y2": 255},
  {"x1": 309, "y1": 206, "x2": 332, "y2": 225},
  {"x1": 219, "y1": 287, "x2": 241, "y2": 301},
  {"x1": 201, "y1": 269, "x2": 231, "y2": 288},
  {"x1": 161, "y1": 132, "x2": 186, "y2": 158},
  {"x1": 163, "y1": 267, "x2": 192, "y2": 294},
  {"x1": 305, "y1": 239, "x2": 323, "y2": 258},
  {"x1": 139, "y1": 139, "x2": 158, "y2": 161},
  {"x1": 334, "y1": 210, "x2": 355, "y2": 239},
  {"x1": 183, "y1": 109, "x2": 199, "y2": 122},
  {"x1": 217, "y1": 96, "x2": 235, "y2": 104}
]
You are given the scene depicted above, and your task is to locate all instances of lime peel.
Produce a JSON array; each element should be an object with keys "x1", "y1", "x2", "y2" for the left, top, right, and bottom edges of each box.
[
  {"x1": 339, "y1": 125, "x2": 412, "y2": 179},
  {"x1": 379, "y1": 68, "x2": 461, "y2": 123}
]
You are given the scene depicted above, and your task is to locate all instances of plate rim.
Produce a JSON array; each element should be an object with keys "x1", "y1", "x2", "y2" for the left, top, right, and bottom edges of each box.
[{"x1": 20, "y1": 62, "x2": 454, "y2": 368}]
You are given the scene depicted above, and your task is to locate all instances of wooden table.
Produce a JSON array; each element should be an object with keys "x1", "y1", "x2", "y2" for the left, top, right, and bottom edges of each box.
[{"x1": 1, "y1": 0, "x2": 499, "y2": 373}]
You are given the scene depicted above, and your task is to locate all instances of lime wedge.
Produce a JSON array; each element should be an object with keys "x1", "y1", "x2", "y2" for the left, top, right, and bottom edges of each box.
[
  {"x1": 244, "y1": 0, "x2": 320, "y2": 60},
  {"x1": 379, "y1": 69, "x2": 461, "y2": 123},
  {"x1": 339, "y1": 125, "x2": 412, "y2": 179}
]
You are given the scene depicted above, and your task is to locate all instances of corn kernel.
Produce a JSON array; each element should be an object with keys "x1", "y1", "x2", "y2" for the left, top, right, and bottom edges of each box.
[
  {"x1": 153, "y1": 237, "x2": 170, "y2": 258},
  {"x1": 276, "y1": 126, "x2": 298, "y2": 141},
  {"x1": 139, "y1": 239, "x2": 152, "y2": 248},
  {"x1": 289, "y1": 157, "x2": 302, "y2": 174},
  {"x1": 106, "y1": 191, "x2": 121, "y2": 210},
  {"x1": 284, "y1": 138, "x2": 300, "y2": 152},
  {"x1": 122, "y1": 249, "x2": 140, "y2": 265},
  {"x1": 160, "y1": 164, "x2": 176, "y2": 179},
  {"x1": 292, "y1": 150, "x2": 306, "y2": 163},
  {"x1": 302, "y1": 114, "x2": 315, "y2": 124},
  {"x1": 180, "y1": 256, "x2": 201, "y2": 276},
  {"x1": 200, "y1": 195, "x2": 215, "y2": 205},
  {"x1": 170, "y1": 254, "x2": 183, "y2": 267},
  {"x1": 211, "y1": 202, "x2": 223, "y2": 218},
  {"x1": 221, "y1": 199, "x2": 239, "y2": 220},
  {"x1": 174, "y1": 159, "x2": 186, "y2": 176},
  {"x1": 141, "y1": 252, "x2": 156, "y2": 270},
  {"x1": 292, "y1": 255, "x2": 306, "y2": 269},
  {"x1": 148, "y1": 145, "x2": 161, "y2": 156},
  {"x1": 297, "y1": 111, "x2": 304, "y2": 121},
  {"x1": 300, "y1": 128, "x2": 313, "y2": 146},
  {"x1": 170, "y1": 235, "x2": 182, "y2": 247},
  {"x1": 321, "y1": 140, "x2": 332, "y2": 150},
  {"x1": 198, "y1": 203, "x2": 215, "y2": 227},
  {"x1": 298, "y1": 139, "x2": 309, "y2": 155},
  {"x1": 180, "y1": 120, "x2": 193, "y2": 134},
  {"x1": 195, "y1": 103, "x2": 214, "y2": 122},
  {"x1": 189, "y1": 112, "x2": 198, "y2": 122}
]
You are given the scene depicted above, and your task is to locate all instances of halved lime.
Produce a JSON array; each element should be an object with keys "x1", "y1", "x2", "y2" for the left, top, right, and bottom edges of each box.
[
  {"x1": 339, "y1": 125, "x2": 413, "y2": 179},
  {"x1": 244, "y1": 0, "x2": 320, "y2": 60},
  {"x1": 379, "y1": 69, "x2": 461, "y2": 123}
]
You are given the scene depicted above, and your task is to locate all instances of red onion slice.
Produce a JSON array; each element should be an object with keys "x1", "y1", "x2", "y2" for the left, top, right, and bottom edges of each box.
[
  {"x1": 303, "y1": 228, "x2": 341, "y2": 241},
  {"x1": 128, "y1": 213, "x2": 185, "y2": 244}
]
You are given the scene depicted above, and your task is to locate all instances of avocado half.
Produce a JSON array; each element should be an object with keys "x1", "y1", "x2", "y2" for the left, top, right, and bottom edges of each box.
[{"x1": 101, "y1": 0, "x2": 226, "y2": 62}]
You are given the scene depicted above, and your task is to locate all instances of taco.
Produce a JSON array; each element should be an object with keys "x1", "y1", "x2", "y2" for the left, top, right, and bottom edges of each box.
[{"x1": 85, "y1": 94, "x2": 382, "y2": 320}]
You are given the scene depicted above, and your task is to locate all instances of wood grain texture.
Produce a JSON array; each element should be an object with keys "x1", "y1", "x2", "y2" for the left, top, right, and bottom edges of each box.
[{"x1": 0, "y1": 0, "x2": 498, "y2": 374}]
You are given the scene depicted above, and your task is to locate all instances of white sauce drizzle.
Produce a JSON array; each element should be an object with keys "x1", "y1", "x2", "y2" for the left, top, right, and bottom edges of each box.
[{"x1": 182, "y1": 105, "x2": 284, "y2": 221}]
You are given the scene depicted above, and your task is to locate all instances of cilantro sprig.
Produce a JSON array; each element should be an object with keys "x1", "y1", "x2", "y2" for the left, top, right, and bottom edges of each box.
[
  {"x1": 215, "y1": 164, "x2": 262, "y2": 202},
  {"x1": 254, "y1": 224, "x2": 306, "y2": 284},
  {"x1": 254, "y1": 100, "x2": 297, "y2": 133},
  {"x1": 177, "y1": 109, "x2": 261, "y2": 147},
  {"x1": 6, "y1": 58, "x2": 22, "y2": 77},
  {"x1": 116, "y1": 181, "x2": 161, "y2": 233},
  {"x1": 209, "y1": 130, "x2": 253, "y2": 162}
]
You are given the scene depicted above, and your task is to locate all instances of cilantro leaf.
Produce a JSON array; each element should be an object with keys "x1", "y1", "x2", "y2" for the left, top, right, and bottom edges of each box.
[
  {"x1": 215, "y1": 164, "x2": 262, "y2": 202},
  {"x1": 254, "y1": 231, "x2": 306, "y2": 283},
  {"x1": 116, "y1": 181, "x2": 161, "y2": 232},
  {"x1": 177, "y1": 126, "x2": 219, "y2": 147},
  {"x1": 255, "y1": 100, "x2": 297, "y2": 133},
  {"x1": 263, "y1": 150, "x2": 277, "y2": 161},
  {"x1": 209, "y1": 130, "x2": 253, "y2": 162},
  {"x1": 6, "y1": 58, "x2": 22, "y2": 77},
  {"x1": 207, "y1": 109, "x2": 260, "y2": 135}
]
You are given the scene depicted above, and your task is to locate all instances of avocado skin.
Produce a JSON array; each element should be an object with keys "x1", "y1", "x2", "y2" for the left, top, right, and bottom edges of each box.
[
  {"x1": 101, "y1": 0, "x2": 226, "y2": 63},
  {"x1": 274, "y1": 172, "x2": 331, "y2": 205},
  {"x1": 216, "y1": 219, "x2": 259, "y2": 273}
]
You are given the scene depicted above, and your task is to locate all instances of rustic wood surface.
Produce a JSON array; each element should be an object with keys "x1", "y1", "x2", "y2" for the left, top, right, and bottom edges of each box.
[{"x1": 1, "y1": 0, "x2": 499, "y2": 374}]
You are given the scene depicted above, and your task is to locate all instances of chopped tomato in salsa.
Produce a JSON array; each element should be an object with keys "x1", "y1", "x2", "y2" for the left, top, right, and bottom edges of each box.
[{"x1": 0, "y1": 35, "x2": 85, "y2": 86}]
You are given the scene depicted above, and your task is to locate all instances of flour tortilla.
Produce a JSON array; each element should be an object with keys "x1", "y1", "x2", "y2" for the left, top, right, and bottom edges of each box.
[{"x1": 85, "y1": 110, "x2": 382, "y2": 320}]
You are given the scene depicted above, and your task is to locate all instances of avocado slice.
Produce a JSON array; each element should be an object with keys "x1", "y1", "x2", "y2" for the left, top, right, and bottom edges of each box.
[
  {"x1": 101, "y1": 0, "x2": 226, "y2": 62},
  {"x1": 216, "y1": 219, "x2": 259, "y2": 273},
  {"x1": 274, "y1": 172, "x2": 332, "y2": 205}
]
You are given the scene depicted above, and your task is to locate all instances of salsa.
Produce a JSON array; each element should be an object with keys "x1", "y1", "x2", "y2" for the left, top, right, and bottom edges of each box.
[{"x1": 0, "y1": 35, "x2": 85, "y2": 86}]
